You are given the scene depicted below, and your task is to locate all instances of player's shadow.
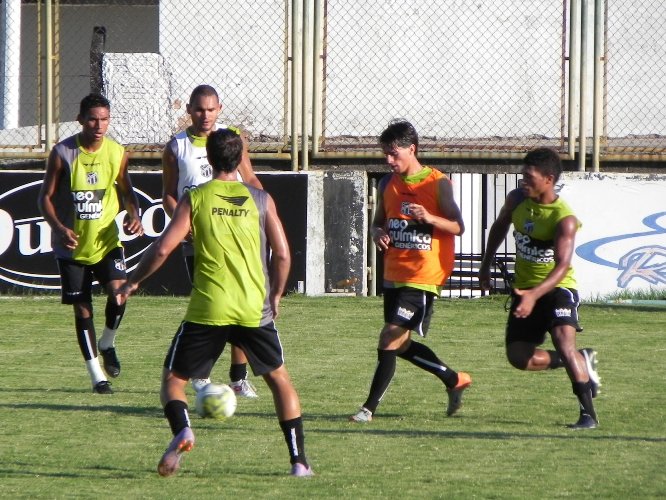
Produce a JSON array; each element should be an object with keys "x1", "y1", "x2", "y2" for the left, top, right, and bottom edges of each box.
[
  {"x1": 0, "y1": 386, "x2": 161, "y2": 397},
  {"x1": 306, "y1": 416, "x2": 666, "y2": 443},
  {"x1": 197, "y1": 411, "x2": 666, "y2": 444},
  {"x1": 0, "y1": 401, "x2": 160, "y2": 417},
  {"x1": 0, "y1": 462, "x2": 147, "y2": 479}
]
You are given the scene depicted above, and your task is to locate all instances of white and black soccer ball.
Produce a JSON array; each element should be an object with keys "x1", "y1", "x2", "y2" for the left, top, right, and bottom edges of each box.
[{"x1": 195, "y1": 383, "x2": 237, "y2": 419}]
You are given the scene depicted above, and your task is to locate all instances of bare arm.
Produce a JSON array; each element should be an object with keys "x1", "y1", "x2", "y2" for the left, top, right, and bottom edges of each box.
[
  {"x1": 161, "y1": 142, "x2": 179, "y2": 218},
  {"x1": 370, "y1": 187, "x2": 390, "y2": 251},
  {"x1": 115, "y1": 152, "x2": 144, "y2": 236},
  {"x1": 264, "y1": 194, "x2": 290, "y2": 318},
  {"x1": 512, "y1": 215, "x2": 578, "y2": 318},
  {"x1": 115, "y1": 195, "x2": 192, "y2": 303},
  {"x1": 38, "y1": 148, "x2": 78, "y2": 250},
  {"x1": 409, "y1": 177, "x2": 465, "y2": 236},
  {"x1": 237, "y1": 130, "x2": 263, "y2": 189},
  {"x1": 478, "y1": 189, "x2": 521, "y2": 290}
]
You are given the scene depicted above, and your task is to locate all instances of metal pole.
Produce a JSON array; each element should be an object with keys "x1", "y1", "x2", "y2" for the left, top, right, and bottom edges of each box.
[
  {"x1": 290, "y1": 0, "x2": 302, "y2": 171},
  {"x1": 301, "y1": 0, "x2": 312, "y2": 170},
  {"x1": 578, "y1": 0, "x2": 589, "y2": 171},
  {"x1": 568, "y1": 0, "x2": 581, "y2": 160},
  {"x1": 1, "y1": 0, "x2": 21, "y2": 129},
  {"x1": 45, "y1": 0, "x2": 54, "y2": 152},
  {"x1": 368, "y1": 177, "x2": 377, "y2": 297},
  {"x1": 311, "y1": 0, "x2": 323, "y2": 156},
  {"x1": 591, "y1": 0, "x2": 604, "y2": 172}
]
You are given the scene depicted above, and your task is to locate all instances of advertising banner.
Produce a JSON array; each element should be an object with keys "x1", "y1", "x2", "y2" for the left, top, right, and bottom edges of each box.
[
  {"x1": 560, "y1": 173, "x2": 666, "y2": 300},
  {"x1": 0, "y1": 171, "x2": 307, "y2": 295}
]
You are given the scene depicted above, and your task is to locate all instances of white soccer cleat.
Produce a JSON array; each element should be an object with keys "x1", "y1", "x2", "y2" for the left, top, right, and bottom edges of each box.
[
  {"x1": 191, "y1": 378, "x2": 212, "y2": 393},
  {"x1": 290, "y1": 462, "x2": 314, "y2": 477},
  {"x1": 349, "y1": 407, "x2": 373, "y2": 423},
  {"x1": 229, "y1": 378, "x2": 258, "y2": 398}
]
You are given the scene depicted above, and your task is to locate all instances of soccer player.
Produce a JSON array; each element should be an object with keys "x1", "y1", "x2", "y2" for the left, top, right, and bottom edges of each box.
[
  {"x1": 116, "y1": 128, "x2": 313, "y2": 477},
  {"x1": 162, "y1": 84, "x2": 262, "y2": 398},
  {"x1": 38, "y1": 93, "x2": 144, "y2": 394},
  {"x1": 350, "y1": 120, "x2": 472, "y2": 423},
  {"x1": 478, "y1": 147, "x2": 601, "y2": 429}
]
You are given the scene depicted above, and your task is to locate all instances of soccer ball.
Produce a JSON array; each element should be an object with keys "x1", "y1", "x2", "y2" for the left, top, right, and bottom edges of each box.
[{"x1": 195, "y1": 383, "x2": 237, "y2": 419}]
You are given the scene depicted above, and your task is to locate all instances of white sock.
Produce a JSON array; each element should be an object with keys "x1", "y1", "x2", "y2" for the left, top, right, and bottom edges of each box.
[
  {"x1": 98, "y1": 327, "x2": 117, "y2": 350},
  {"x1": 86, "y1": 357, "x2": 107, "y2": 385}
]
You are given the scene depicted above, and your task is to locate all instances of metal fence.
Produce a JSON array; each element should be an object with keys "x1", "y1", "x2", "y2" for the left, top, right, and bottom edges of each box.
[
  {"x1": 603, "y1": 1, "x2": 666, "y2": 158},
  {"x1": 319, "y1": 1, "x2": 568, "y2": 157},
  {"x1": 367, "y1": 172, "x2": 521, "y2": 298},
  {"x1": 1, "y1": 0, "x2": 665, "y2": 167}
]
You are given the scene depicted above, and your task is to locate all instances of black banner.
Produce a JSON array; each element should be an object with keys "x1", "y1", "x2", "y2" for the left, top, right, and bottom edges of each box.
[{"x1": 0, "y1": 171, "x2": 306, "y2": 295}]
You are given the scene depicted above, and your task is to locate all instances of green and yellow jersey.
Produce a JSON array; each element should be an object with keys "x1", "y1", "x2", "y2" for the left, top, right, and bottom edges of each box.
[
  {"x1": 51, "y1": 135, "x2": 125, "y2": 264},
  {"x1": 512, "y1": 193, "x2": 580, "y2": 289},
  {"x1": 184, "y1": 180, "x2": 272, "y2": 327}
]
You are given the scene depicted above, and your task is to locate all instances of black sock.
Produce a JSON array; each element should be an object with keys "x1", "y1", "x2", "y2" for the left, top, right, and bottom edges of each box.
[
  {"x1": 279, "y1": 416, "x2": 308, "y2": 466},
  {"x1": 75, "y1": 316, "x2": 96, "y2": 360},
  {"x1": 548, "y1": 350, "x2": 565, "y2": 369},
  {"x1": 229, "y1": 363, "x2": 248, "y2": 383},
  {"x1": 164, "y1": 400, "x2": 191, "y2": 435},
  {"x1": 398, "y1": 341, "x2": 458, "y2": 388},
  {"x1": 105, "y1": 296, "x2": 126, "y2": 330},
  {"x1": 572, "y1": 381, "x2": 597, "y2": 422},
  {"x1": 363, "y1": 349, "x2": 397, "y2": 414}
]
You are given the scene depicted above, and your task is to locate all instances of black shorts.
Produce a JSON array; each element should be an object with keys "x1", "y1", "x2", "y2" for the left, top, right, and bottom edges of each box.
[
  {"x1": 506, "y1": 287, "x2": 583, "y2": 345},
  {"x1": 164, "y1": 320, "x2": 285, "y2": 379},
  {"x1": 383, "y1": 286, "x2": 435, "y2": 337},
  {"x1": 57, "y1": 247, "x2": 127, "y2": 304}
]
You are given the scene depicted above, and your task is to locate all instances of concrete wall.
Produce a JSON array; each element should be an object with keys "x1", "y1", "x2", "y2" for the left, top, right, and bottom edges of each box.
[
  {"x1": 323, "y1": 171, "x2": 368, "y2": 295},
  {"x1": 159, "y1": 0, "x2": 287, "y2": 137},
  {"x1": 15, "y1": 5, "x2": 158, "y2": 127}
]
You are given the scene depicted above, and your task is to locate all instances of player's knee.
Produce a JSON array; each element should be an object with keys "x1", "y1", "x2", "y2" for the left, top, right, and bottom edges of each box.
[
  {"x1": 73, "y1": 302, "x2": 93, "y2": 318},
  {"x1": 263, "y1": 365, "x2": 290, "y2": 387},
  {"x1": 506, "y1": 350, "x2": 530, "y2": 370}
]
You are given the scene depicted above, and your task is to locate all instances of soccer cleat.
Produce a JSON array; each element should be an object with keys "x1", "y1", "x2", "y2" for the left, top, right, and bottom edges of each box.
[
  {"x1": 568, "y1": 412, "x2": 598, "y2": 430},
  {"x1": 446, "y1": 371, "x2": 472, "y2": 416},
  {"x1": 580, "y1": 348, "x2": 601, "y2": 398},
  {"x1": 191, "y1": 378, "x2": 212, "y2": 392},
  {"x1": 158, "y1": 427, "x2": 195, "y2": 477},
  {"x1": 98, "y1": 345, "x2": 121, "y2": 378},
  {"x1": 290, "y1": 462, "x2": 314, "y2": 477},
  {"x1": 349, "y1": 407, "x2": 373, "y2": 423},
  {"x1": 229, "y1": 379, "x2": 258, "y2": 398},
  {"x1": 93, "y1": 380, "x2": 114, "y2": 394}
]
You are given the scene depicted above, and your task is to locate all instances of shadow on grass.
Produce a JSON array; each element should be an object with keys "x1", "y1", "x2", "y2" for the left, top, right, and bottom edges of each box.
[
  {"x1": 0, "y1": 463, "x2": 147, "y2": 479},
  {"x1": 0, "y1": 402, "x2": 160, "y2": 417},
  {"x1": 0, "y1": 387, "x2": 160, "y2": 395},
  {"x1": 0, "y1": 462, "x2": 290, "y2": 480},
  {"x1": 219, "y1": 411, "x2": 666, "y2": 444},
  {"x1": 307, "y1": 417, "x2": 666, "y2": 443}
]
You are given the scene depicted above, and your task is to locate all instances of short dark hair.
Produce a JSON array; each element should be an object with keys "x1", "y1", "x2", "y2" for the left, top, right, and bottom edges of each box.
[
  {"x1": 379, "y1": 120, "x2": 419, "y2": 155},
  {"x1": 79, "y1": 93, "x2": 110, "y2": 117},
  {"x1": 206, "y1": 128, "x2": 243, "y2": 173},
  {"x1": 189, "y1": 84, "x2": 219, "y2": 105},
  {"x1": 523, "y1": 147, "x2": 562, "y2": 182}
]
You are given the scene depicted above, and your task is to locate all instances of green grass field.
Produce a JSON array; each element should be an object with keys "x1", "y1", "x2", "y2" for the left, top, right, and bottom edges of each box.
[{"x1": 1, "y1": 294, "x2": 664, "y2": 499}]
